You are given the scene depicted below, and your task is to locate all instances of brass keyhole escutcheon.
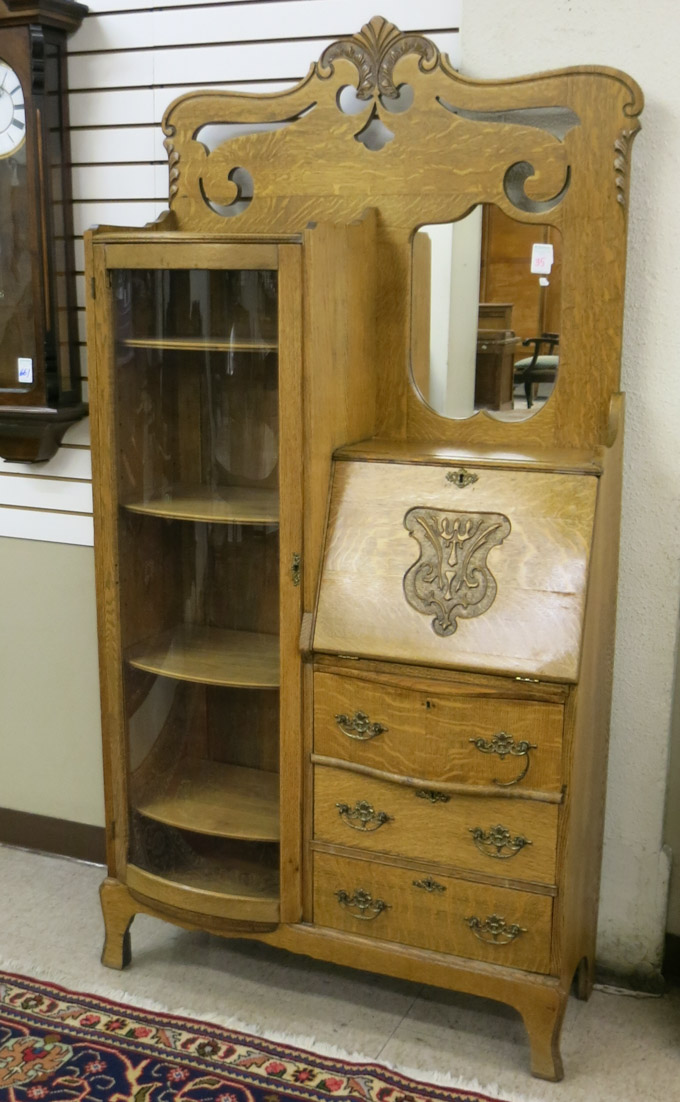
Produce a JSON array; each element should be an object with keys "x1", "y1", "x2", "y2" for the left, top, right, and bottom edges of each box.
[{"x1": 445, "y1": 467, "x2": 478, "y2": 489}]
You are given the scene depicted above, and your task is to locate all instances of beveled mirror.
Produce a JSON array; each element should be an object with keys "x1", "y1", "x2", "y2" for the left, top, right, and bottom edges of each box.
[{"x1": 412, "y1": 204, "x2": 562, "y2": 421}]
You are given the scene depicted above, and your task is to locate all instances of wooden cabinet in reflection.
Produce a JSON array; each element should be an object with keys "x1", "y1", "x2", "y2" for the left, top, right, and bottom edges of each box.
[
  {"x1": 475, "y1": 303, "x2": 519, "y2": 410},
  {"x1": 479, "y1": 205, "x2": 562, "y2": 355}
]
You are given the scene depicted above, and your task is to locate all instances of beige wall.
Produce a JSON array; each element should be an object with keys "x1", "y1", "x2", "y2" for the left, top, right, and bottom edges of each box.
[
  {"x1": 462, "y1": 0, "x2": 680, "y2": 969},
  {"x1": 0, "y1": 538, "x2": 104, "y2": 825}
]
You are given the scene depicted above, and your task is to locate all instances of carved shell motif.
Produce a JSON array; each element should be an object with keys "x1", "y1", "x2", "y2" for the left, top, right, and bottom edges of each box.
[
  {"x1": 318, "y1": 15, "x2": 439, "y2": 101},
  {"x1": 403, "y1": 508, "x2": 511, "y2": 636}
]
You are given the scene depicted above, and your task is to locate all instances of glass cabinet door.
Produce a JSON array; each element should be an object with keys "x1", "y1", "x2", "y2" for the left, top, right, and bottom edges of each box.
[{"x1": 108, "y1": 260, "x2": 291, "y2": 923}]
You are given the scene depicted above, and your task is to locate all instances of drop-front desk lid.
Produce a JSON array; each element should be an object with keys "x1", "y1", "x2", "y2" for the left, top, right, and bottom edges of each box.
[{"x1": 313, "y1": 446, "x2": 601, "y2": 683}]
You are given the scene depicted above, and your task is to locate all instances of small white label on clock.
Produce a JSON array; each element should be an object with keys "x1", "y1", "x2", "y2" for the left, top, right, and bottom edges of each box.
[{"x1": 17, "y1": 357, "x2": 33, "y2": 383}]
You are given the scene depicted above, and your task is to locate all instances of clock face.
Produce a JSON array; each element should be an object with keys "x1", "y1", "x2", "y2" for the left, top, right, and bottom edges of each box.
[{"x1": 0, "y1": 60, "x2": 26, "y2": 159}]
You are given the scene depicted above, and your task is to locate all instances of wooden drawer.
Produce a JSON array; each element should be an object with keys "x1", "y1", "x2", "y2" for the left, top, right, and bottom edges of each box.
[
  {"x1": 314, "y1": 765, "x2": 559, "y2": 885},
  {"x1": 314, "y1": 671, "x2": 564, "y2": 793},
  {"x1": 314, "y1": 851, "x2": 553, "y2": 974}
]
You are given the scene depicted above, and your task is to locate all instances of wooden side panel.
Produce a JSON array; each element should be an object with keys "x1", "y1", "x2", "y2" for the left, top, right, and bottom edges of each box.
[
  {"x1": 86, "y1": 236, "x2": 129, "y2": 876},
  {"x1": 314, "y1": 460, "x2": 597, "y2": 680},
  {"x1": 278, "y1": 243, "x2": 305, "y2": 923},
  {"x1": 552, "y1": 401, "x2": 624, "y2": 985},
  {"x1": 302, "y1": 211, "x2": 378, "y2": 610}
]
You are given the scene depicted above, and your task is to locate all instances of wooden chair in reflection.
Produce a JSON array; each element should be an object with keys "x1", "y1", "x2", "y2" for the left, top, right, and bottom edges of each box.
[{"x1": 514, "y1": 332, "x2": 560, "y2": 408}]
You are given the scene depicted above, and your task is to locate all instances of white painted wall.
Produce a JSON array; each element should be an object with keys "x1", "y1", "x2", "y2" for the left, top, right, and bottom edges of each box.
[{"x1": 461, "y1": 0, "x2": 680, "y2": 968}]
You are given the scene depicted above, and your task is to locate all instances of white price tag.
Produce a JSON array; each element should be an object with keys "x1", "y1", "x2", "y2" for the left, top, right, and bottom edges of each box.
[
  {"x1": 531, "y1": 243, "x2": 554, "y2": 274},
  {"x1": 17, "y1": 358, "x2": 33, "y2": 384}
]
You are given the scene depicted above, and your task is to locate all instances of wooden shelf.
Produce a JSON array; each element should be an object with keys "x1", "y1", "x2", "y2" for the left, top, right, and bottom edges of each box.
[
  {"x1": 123, "y1": 485, "x2": 279, "y2": 524},
  {"x1": 136, "y1": 761, "x2": 280, "y2": 842},
  {"x1": 127, "y1": 859, "x2": 279, "y2": 923},
  {"x1": 126, "y1": 626, "x2": 279, "y2": 688},
  {"x1": 121, "y1": 336, "x2": 277, "y2": 353}
]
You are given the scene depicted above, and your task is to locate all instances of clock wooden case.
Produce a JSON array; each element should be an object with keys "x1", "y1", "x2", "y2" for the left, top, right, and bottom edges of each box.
[
  {"x1": 0, "y1": 0, "x2": 87, "y2": 462},
  {"x1": 86, "y1": 19, "x2": 642, "y2": 1081}
]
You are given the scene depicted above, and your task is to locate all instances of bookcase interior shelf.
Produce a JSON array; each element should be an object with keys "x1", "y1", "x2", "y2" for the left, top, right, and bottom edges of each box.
[{"x1": 126, "y1": 626, "x2": 280, "y2": 688}]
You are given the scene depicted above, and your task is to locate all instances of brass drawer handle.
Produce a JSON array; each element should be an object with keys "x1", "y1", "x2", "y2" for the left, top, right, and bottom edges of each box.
[
  {"x1": 413, "y1": 877, "x2": 446, "y2": 893},
  {"x1": 415, "y1": 788, "x2": 450, "y2": 804},
  {"x1": 445, "y1": 467, "x2": 478, "y2": 488},
  {"x1": 335, "y1": 711, "x2": 388, "y2": 740},
  {"x1": 465, "y1": 913, "x2": 526, "y2": 945},
  {"x1": 469, "y1": 824, "x2": 532, "y2": 859},
  {"x1": 335, "y1": 888, "x2": 390, "y2": 920},
  {"x1": 336, "y1": 800, "x2": 392, "y2": 832},
  {"x1": 469, "y1": 730, "x2": 537, "y2": 786}
]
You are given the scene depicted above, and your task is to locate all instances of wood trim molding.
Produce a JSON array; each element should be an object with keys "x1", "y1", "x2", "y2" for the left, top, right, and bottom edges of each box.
[{"x1": 0, "y1": 806, "x2": 105, "y2": 864}]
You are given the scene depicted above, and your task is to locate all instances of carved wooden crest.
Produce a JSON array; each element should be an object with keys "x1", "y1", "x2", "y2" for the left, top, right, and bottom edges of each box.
[
  {"x1": 156, "y1": 17, "x2": 643, "y2": 451},
  {"x1": 403, "y1": 508, "x2": 511, "y2": 636},
  {"x1": 163, "y1": 15, "x2": 642, "y2": 232},
  {"x1": 318, "y1": 17, "x2": 439, "y2": 100}
]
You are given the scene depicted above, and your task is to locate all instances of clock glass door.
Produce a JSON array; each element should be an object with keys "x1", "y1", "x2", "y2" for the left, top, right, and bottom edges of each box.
[
  {"x1": 110, "y1": 259, "x2": 290, "y2": 924},
  {"x1": 0, "y1": 58, "x2": 35, "y2": 393}
]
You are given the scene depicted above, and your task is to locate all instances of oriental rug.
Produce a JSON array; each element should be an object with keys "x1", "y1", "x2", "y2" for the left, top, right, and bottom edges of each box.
[{"x1": 0, "y1": 969, "x2": 509, "y2": 1102}]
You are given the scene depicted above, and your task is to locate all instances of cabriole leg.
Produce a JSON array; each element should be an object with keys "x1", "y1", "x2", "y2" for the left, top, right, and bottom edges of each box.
[
  {"x1": 100, "y1": 877, "x2": 136, "y2": 970},
  {"x1": 520, "y1": 989, "x2": 568, "y2": 1081}
]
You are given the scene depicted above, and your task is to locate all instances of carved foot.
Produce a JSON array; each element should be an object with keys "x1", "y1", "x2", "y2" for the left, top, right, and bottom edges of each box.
[
  {"x1": 521, "y1": 990, "x2": 567, "y2": 1081},
  {"x1": 574, "y1": 955, "x2": 594, "y2": 1001},
  {"x1": 100, "y1": 877, "x2": 136, "y2": 970}
]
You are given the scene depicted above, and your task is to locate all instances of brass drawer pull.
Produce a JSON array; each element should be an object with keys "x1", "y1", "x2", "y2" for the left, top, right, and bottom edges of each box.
[
  {"x1": 465, "y1": 913, "x2": 526, "y2": 945},
  {"x1": 469, "y1": 730, "x2": 537, "y2": 786},
  {"x1": 413, "y1": 877, "x2": 446, "y2": 893},
  {"x1": 335, "y1": 888, "x2": 390, "y2": 920},
  {"x1": 469, "y1": 824, "x2": 532, "y2": 859},
  {"x1": 415, "y1": 788, "x2": 451, "y2": 804},
  {"x1": 445, "y1": 467, "x2": 478, "y2": 489},
  {"x1": 335, "y1": 711, "x2": 388, "y2": 740},
  {"x1": 336, "y1": 800, "x2": 392, "y2": 831}
]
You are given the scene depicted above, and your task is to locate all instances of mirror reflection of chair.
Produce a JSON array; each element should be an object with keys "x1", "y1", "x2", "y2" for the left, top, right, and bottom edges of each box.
[{"x1": 514, "y1": 332, "x2": 559, "y2": 408}]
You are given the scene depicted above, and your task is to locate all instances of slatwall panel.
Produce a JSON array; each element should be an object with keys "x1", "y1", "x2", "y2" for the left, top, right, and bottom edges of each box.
[{"x1": 0, "y1": 0, "x2": 460, "y2": 545}]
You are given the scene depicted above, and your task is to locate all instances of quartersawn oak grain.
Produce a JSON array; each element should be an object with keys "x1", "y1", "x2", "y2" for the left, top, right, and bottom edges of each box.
[
  {"x1": 124, "y1": 486, "x2": 280, "y2": 525},
  {"x1": 126, "y1": 626, "x2": 280, "y2": 689},
  {"x1": 313, "y1": 670, "x2": 565, "y2": 793},
  {"x1": 87, "y1": 17, "x2": 641, "y2": 1084},
  {"x1": 313, "y1": 850, "x2": 553, "y2": 974},
  {"x1": 313, "y1": 763, "x2": 559, "y2": 884},
  {"x1": 136, "y1": 760, "x2": 280, "y2": 842}
]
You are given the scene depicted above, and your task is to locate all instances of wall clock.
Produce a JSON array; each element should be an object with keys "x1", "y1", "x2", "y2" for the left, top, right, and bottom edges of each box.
[
  {"x1": 0, "y1": 0, "x2": 87, "y2": 462},
  {"x1": 0, "y1": 60, "x2": 26, "y2": 157}
]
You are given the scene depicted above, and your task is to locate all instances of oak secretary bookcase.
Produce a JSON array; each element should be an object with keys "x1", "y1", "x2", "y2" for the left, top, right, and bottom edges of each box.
[{"x1": 86, "y1": 18, "x2": 642, "y2": 1081}]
